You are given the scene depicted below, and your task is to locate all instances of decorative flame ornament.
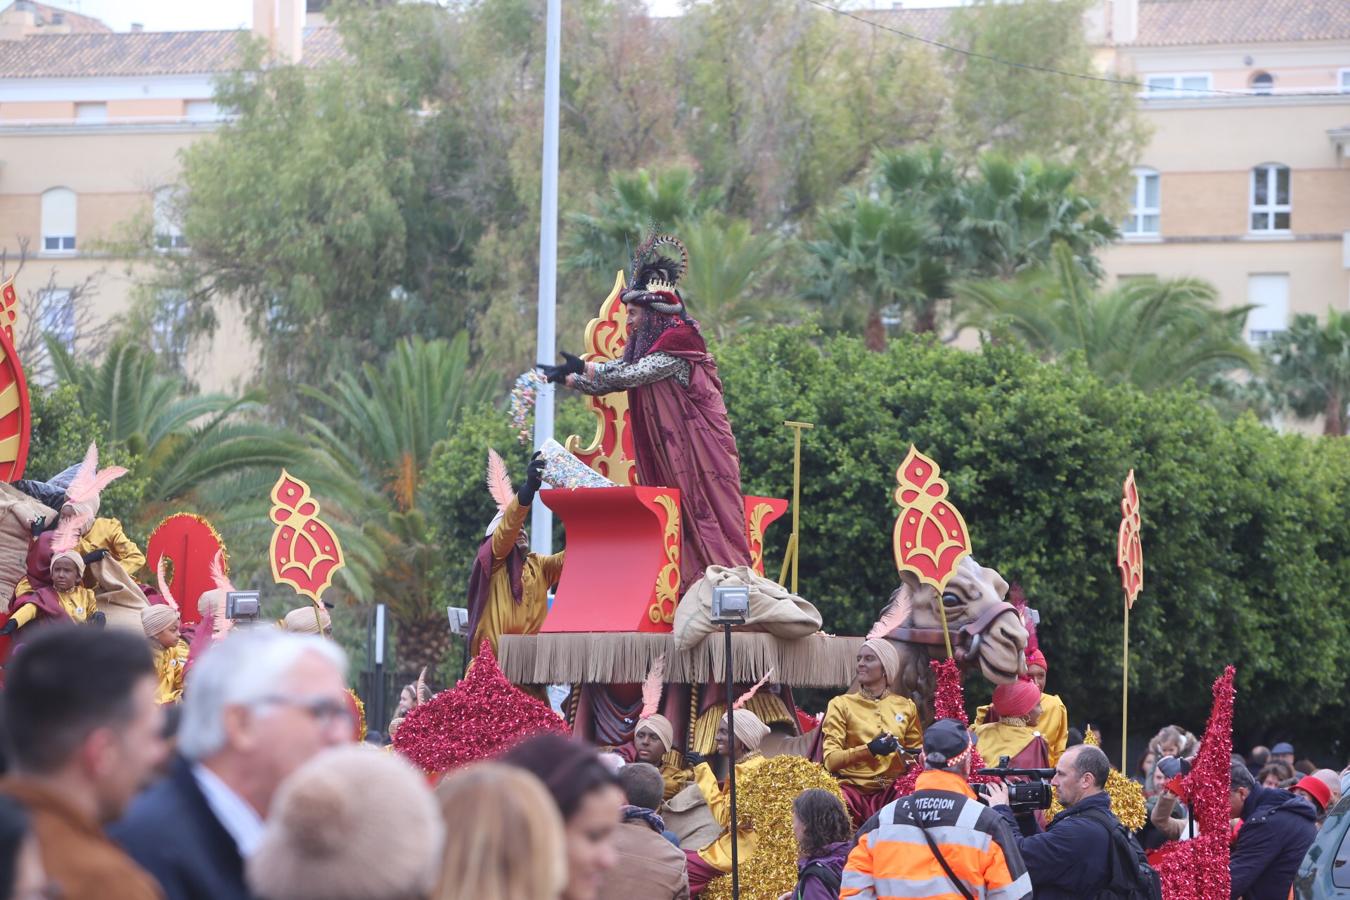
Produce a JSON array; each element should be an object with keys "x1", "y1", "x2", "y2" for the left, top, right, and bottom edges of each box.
[
  {"x1": 892, "y1": 446, "x2": 972, "y2": 592},
  {"x1": 0, "y1": 276, "x2": 17, "y2": 344},
  {"x1": 1117, "y1": 470, "x2": 1143, "y2": 608},
  {"x1": 268, "y1": 470, "x2": 345, "y2": 602}
]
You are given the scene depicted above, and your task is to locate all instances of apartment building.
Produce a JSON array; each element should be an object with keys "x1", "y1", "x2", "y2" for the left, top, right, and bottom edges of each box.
[{"x1": 0, "y1": 0, "x2": 337, "y2": 390}]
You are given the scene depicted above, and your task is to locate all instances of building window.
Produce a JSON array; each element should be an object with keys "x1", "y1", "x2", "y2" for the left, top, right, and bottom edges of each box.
[
  {"x1": 37, "y1": 289, "x2": 75, "y2": 349},
  {"x1": 1144, "y1": 73, "x2": 1211, "y2": 97},
  {"x1": 184, "y1": 100, "x2": 220, "y2": 121},
  {"x1": 1250, "y1": 164, "x2": 1291, "y2": 232},
  {"x1": 74, "y1": 102, "x2": 107, "y2": 123},
  {"x1": 1125, "y1": 169, "x2": 1160, "y2": 236},
  {"x1": 1250, "y1": 72, "x2": 1274, "y2": 95},
  {"x1": 1340, "y1": 69, "x2": 1350, "y2": 93},
  {"x1": 153, "y1": 187, "x2": 188, "y2": 250},
  {"x1": 1246, "y1": 274, "x2": 1288, "y2": 345},
  {"x1": 40, "y1": 188, "x2": 76, "y2": 253}
]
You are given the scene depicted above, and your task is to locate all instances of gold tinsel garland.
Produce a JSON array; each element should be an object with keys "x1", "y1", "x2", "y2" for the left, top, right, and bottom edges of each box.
[
  {"x1": 703, "y1": 756, "x2": 846, "y2": 900},
  {"x1": 346, "y1": 688, "x2": 367, "y2": 742},
  {"x1": 1046, "y1": 730, "x2": 1146, "y2": 829}
]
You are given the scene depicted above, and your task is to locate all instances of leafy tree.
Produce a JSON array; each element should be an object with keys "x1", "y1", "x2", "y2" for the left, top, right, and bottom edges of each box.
[
  {"x1": 944, "y1": 0, "x2": 1150, "y2": 214},
  {"x1": 680, "y1": 214, "x2": 797, "y2": 344},
  {"x1": 1261, "y1": 309, "x2": 1350, "y2": 435},
  {"x1": 715, "y1": 325, "x2": 1350, "y2": 755},
  {"x1": 956, "y1": 244, "x2": 1256, "y2": 392},
  {"x1": 299, "y1": 334, "x2": 498, "y2": 673}
]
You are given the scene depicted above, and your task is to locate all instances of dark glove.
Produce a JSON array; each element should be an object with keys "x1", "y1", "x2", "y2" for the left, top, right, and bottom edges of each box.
[
  {"x1": 538, "y1": 352, "x2": 584, "y2": 385},
  {"x1": 0, "y1": 618, "x2": 17, "y2": 636},
  {"x1": 82, "y1": 548, "x2": 109, "y2": 565},
  {"x1": 867, "y1": 734, "x2": 899, "y2": 757},
  {"x1": 29, "y1": 516, "x2": 46, "y2": 538},
  {"x1": 91, "y1": 612, "x2": 107, "y2": 629},
  {"x1": 685, "y1": 751, "x2": 710, "y2": 767},
  {"x1": 517, "y1": 453, "x2": 546, "y2": 507}
]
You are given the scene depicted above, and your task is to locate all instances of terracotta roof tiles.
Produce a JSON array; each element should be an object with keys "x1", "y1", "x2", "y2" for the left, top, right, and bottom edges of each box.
[{"x1": 1129, "y1": 0, "x2": 1350, "y2": 46}]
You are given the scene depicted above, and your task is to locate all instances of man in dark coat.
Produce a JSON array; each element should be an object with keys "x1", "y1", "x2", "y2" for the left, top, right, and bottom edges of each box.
[
  {"x1": 1228, "y1": 762, "x2": 1317, "y2": 900},
  {"x1": 111, "y1": 629, "x2": 351, "y2": 900},
  {"x1": 988, "y1": 743, "x2": 1118, "y2": 900}
]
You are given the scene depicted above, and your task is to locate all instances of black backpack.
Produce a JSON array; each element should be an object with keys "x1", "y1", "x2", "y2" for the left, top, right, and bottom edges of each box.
[
  {"x1": 1080, "y1": 807, "x2": 1164, "y2": 900},
  {"x1": 796, "y1": 862, "x2": 842, "y2": 899}
]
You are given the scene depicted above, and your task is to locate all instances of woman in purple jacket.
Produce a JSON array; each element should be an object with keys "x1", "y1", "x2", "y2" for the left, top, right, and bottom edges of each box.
[{"x1": 783, "y1": 789, "x2": 852, "y2": 900}]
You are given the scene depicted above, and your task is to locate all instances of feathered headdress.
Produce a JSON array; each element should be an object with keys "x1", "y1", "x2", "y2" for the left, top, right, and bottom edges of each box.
[
  {"x1": 52, "y1": 443, "x2": 127, "y2": 551},
  {"x1": 867, "y1": 589, "x2": 911, "y2": 642},
  {"x1": 640, "y1": 654, "x2": 666, "y2": 721},
  {"x1": 1009, "y1": 583, "x2": 1039, "y2": 659},
  {"x1": 156, "y1": 556, "x2": 179, "y2": 611},
  {"x1": 486, "y1": 449, "x2": 514, "y2": 512},
  {"x1": 208, "y1": 549, "x2": 235, "y2": 593},
  {"x1": 732, "y1": 668, "x2": 774, "y2": 711}
]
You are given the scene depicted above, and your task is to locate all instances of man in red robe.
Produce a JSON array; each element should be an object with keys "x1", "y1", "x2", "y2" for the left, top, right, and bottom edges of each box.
[{"x1": 543, "y1": 233, "x2": 751, "y2": 589}]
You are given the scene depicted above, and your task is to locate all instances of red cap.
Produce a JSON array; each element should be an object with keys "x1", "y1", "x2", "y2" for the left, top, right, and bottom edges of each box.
[
  {"x1": 992, "y1": 680, "x2": 1042, "y2": 719},
  {"x1": 1295, "y1": 775, "x2": 1331, "y2": 812},
  {"x1": 1026, "y1": 649, "x2": 1048, "y2": 672}
]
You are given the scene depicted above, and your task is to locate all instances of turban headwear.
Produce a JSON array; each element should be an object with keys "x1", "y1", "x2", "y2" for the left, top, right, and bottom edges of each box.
[
  {"x1": 635, "y1": 714, "x2": 674, "y2": 753},
  {"x1": 1026, "y1": 648, "x2": 1048, "y2": 672},
  {"x1": 860, "y1": 637, "x2": 901, "y2": 685},
  {"x1": 992, "y1": 680, "x2": 1041, "y2": 719},
  {"x1": 141, "y1": 604, "x2": 180, "y2": 638},
  {"x1": 721, "y1": 709, "x2": 770, "y2": 753},
  {"x1": 50, "y1": 550, "x2": 86, "y2": 577},
  {"x1": 282, "y1": 606, "x2": 332, "y2": 634}
]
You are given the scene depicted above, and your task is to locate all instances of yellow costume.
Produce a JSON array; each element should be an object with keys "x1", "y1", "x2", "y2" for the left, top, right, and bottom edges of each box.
[
  {"x1": 470, "y1": 497, "x2": 564, "y2": 659},
  {"x1": 972, "y1": 720, "x2": 1046, "y2": 767},
  {"x1": 821, "y1": 691, "x2": 923, "y2": 786},
  {"x1": 8, "y1": 584, "x2": 97, "y2": 628},
  {"x1": 659, "y1": 760, "x2": 693, "y2": 801},
  {"x1": 16, "y1": 517, "x2": 145, "y2": 597},
  {"x1": 693, "y1": 754, "x2": 769, "y2": 872},
  {"x1": 974, "y1": 691, "x2": 1068, "y2": 765},
  {"x1": 153, "y1": 640, "x2": 190, "y2": 704}
]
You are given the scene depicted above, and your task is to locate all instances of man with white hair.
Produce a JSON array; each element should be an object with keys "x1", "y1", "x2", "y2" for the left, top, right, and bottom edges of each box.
[{"x1": 110, "y1": 629, "x2": 352, "y2": 900}]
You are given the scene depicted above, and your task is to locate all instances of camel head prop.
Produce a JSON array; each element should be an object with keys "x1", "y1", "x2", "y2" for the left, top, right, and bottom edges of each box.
[{"x1": 874, "y1": 555, "x2": 1029, "y2": 721}]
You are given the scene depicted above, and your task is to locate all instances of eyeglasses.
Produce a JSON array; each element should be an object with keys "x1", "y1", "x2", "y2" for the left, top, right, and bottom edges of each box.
[{"x1": 255, "y1": 694, "x2": 354, "y2": 729}]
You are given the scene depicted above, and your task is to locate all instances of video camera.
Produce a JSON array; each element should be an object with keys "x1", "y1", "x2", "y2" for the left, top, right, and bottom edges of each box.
[{"x1": 973, "y1": 756, "x2": 1056, "y2": 813}]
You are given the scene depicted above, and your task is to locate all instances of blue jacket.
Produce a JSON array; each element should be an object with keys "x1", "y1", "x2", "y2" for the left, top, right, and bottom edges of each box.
[
  {"x1": 995, "y1": 791, "x2": 1115, "y2": 900},
  {"x1": 1229, "y1": 786, "x2": 1317, "y2": 900},
  {"x1": 108, "y1": 757, "x2": 253, "y2": 900}
]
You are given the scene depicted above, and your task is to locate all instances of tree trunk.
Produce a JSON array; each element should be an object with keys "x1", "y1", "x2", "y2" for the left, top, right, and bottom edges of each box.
[
  {"x1": 395, "y1": 614, "x2": 457, "y2": 679},
  {"x1": 865, "y1": 308, "x2": 887, "y2": 352},
  {"x1": 1324, "y1": 390, "x2": 1346, "y2": 436},
  {"x1": 913, "y1": 302, "x2": 937, "y2": 335}
]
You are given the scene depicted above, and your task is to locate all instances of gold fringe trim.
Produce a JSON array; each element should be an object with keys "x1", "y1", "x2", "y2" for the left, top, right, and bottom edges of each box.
[{"x1": 498, "y1": 632, "x2": 863, "y2": 687}]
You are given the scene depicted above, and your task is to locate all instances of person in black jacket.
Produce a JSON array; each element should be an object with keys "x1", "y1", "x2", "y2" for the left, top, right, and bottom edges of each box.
[
  {"x1": 987, "y1": 743, "x2": 1117, "y2": 900},
  {"x1": 1227, "y1": 762, "x2": 1317, "y2": 900},
  {"x1": 110, "y1": 629, "x2": 352, "y2": 900}
]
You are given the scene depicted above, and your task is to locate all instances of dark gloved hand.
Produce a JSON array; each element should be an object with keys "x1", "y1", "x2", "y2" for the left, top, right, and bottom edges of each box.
[
  {"x1": 867, "y1": 734, "x2": 899, "y2": 757},
  {"x1": 91, "y1": 612, "x2": 107, "y2": 629},
  {"x1": 685, "y1": 751, "x2": 711, "y2": 767},
  {"x1": 29, "y1": 516, "x2": 46, "y2": 538},
  {"x1": 517, "y1": 453, "x2": 546, "y2": 507},
  {"x1": 539, "y1": 352, "x2": 584, "y2": 385},
  {"x1": 82, "y1": 548, "x2": 109, "y2": 565},
  {"x1": 0, "y1": 618, "x2": 17, "y2": 636}
]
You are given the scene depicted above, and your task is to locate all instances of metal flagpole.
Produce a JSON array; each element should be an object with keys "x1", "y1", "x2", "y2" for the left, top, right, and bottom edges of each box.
[{"x1": 531, "y1": 0, "x2": 562, "y2": 557}]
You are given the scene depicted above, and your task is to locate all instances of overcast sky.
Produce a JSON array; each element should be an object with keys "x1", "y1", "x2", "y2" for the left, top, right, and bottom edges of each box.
[{"x1": 62, "y1": 0, "x2": 971, "y2": 33}]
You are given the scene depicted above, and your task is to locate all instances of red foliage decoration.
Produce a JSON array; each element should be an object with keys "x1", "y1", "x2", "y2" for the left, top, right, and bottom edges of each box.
[
  {"x1": 392, "y1": 642, "x2": 569, "y2": 775},
  {"x1": 1150, "y1": 666, "x2": 1235, "y2": 900},
  {"x1": 894, "y1": 659, "x2": 995, "y2": 797}
]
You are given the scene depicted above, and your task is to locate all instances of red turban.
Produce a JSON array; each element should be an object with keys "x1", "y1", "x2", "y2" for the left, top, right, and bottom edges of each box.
[
  {"x1": 1026, "y1": 649, "x2": 1048, "y2": 672},
  {"x1": 992, "y1": 680, "x2": 1041, "y2": 719}
]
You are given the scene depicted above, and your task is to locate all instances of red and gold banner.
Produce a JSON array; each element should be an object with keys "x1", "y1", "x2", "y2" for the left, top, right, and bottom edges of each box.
[
  {"x1": 0, "y1": 276, "x2": 17, "y2": 344},
  {"x1": 1117, "y1": 469, "x2": 1143, "y2": 608},
  {"x1": 892, "y1": 446, "x2": 971, "y2": 592},
  {"x1": 268, "y1": 470, "x2": 345, "y2": 602}
]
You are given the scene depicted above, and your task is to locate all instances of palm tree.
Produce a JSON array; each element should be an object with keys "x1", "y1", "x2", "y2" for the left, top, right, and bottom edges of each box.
[
  {"x1": 1262, "y1": 309, "x2": 1350, "y2": 435},
  {"x1": 957, "y1": 243, "x2": 1257, "y2": 392},
  {"x1": 678, "y1": 213, "x2": 796, "y2": 343},
  {"x1": 299, "y1": 332, "x2": 498, "y2": 672}
]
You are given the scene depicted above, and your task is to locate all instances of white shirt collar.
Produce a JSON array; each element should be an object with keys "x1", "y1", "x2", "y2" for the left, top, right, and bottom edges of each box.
[{"x1": 191, "y1": 763, "x2": 266, "y2": 858}]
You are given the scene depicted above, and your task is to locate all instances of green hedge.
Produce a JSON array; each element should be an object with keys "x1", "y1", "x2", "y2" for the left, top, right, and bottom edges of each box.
[{"x1": 424, "y1": 328, "x2": 1350, "y2": 761}]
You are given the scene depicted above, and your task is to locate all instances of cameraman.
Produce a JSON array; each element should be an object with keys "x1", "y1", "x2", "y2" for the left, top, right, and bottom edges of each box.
[
  {"x1": 984, "y1": 744, "x2": 1116, "y2": 900},
  {"x1": 843, "y1": 719, "x2": 1031, "y2": 900}
]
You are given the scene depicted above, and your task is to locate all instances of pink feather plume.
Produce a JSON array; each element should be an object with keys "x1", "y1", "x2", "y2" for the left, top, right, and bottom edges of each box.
[
  {"x1": 732, "y1": 668, "x2": 775, "y2": 710},
  {"x1": 64, "y1": 442, "x2": 127, "y2": 505},
  {"x1": 485, "y1": 449, "x2": 514, "y2": 512},
  {"x1": 50, "y1": 516, "x2": 81, "y2": 554},
  {"x1": 640, "y1": 654, "x2": 666, "y2": 720},
  {"x1": 208, "y1": 550, "x2": 235, "y2": 593},
  {"x1": 1009, "y1": 583, "x2": 1039, "y2": 657},
  {"x1": 156, "y1": 556, "x2": 179, "y2": 611},
  {"x1": 867, "y1": 593, "x2": 911, "y2": 642}
]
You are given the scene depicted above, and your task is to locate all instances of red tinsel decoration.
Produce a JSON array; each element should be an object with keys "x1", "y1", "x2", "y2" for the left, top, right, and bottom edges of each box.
[
  {"x1": 1151, "y1": 666, "x2": 1235, "y2": 900},
  {"x1": 392, "y1": 641, "x2": 569, "y2": 775},
  {"x1": 894, "y1": 659, "x2": 995, "y2": 797}
]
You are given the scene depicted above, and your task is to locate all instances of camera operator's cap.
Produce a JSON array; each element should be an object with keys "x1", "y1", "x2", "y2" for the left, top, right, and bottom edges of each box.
[{"x1": 924, "y1": 718, "x2": 972, "y2": 768}]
